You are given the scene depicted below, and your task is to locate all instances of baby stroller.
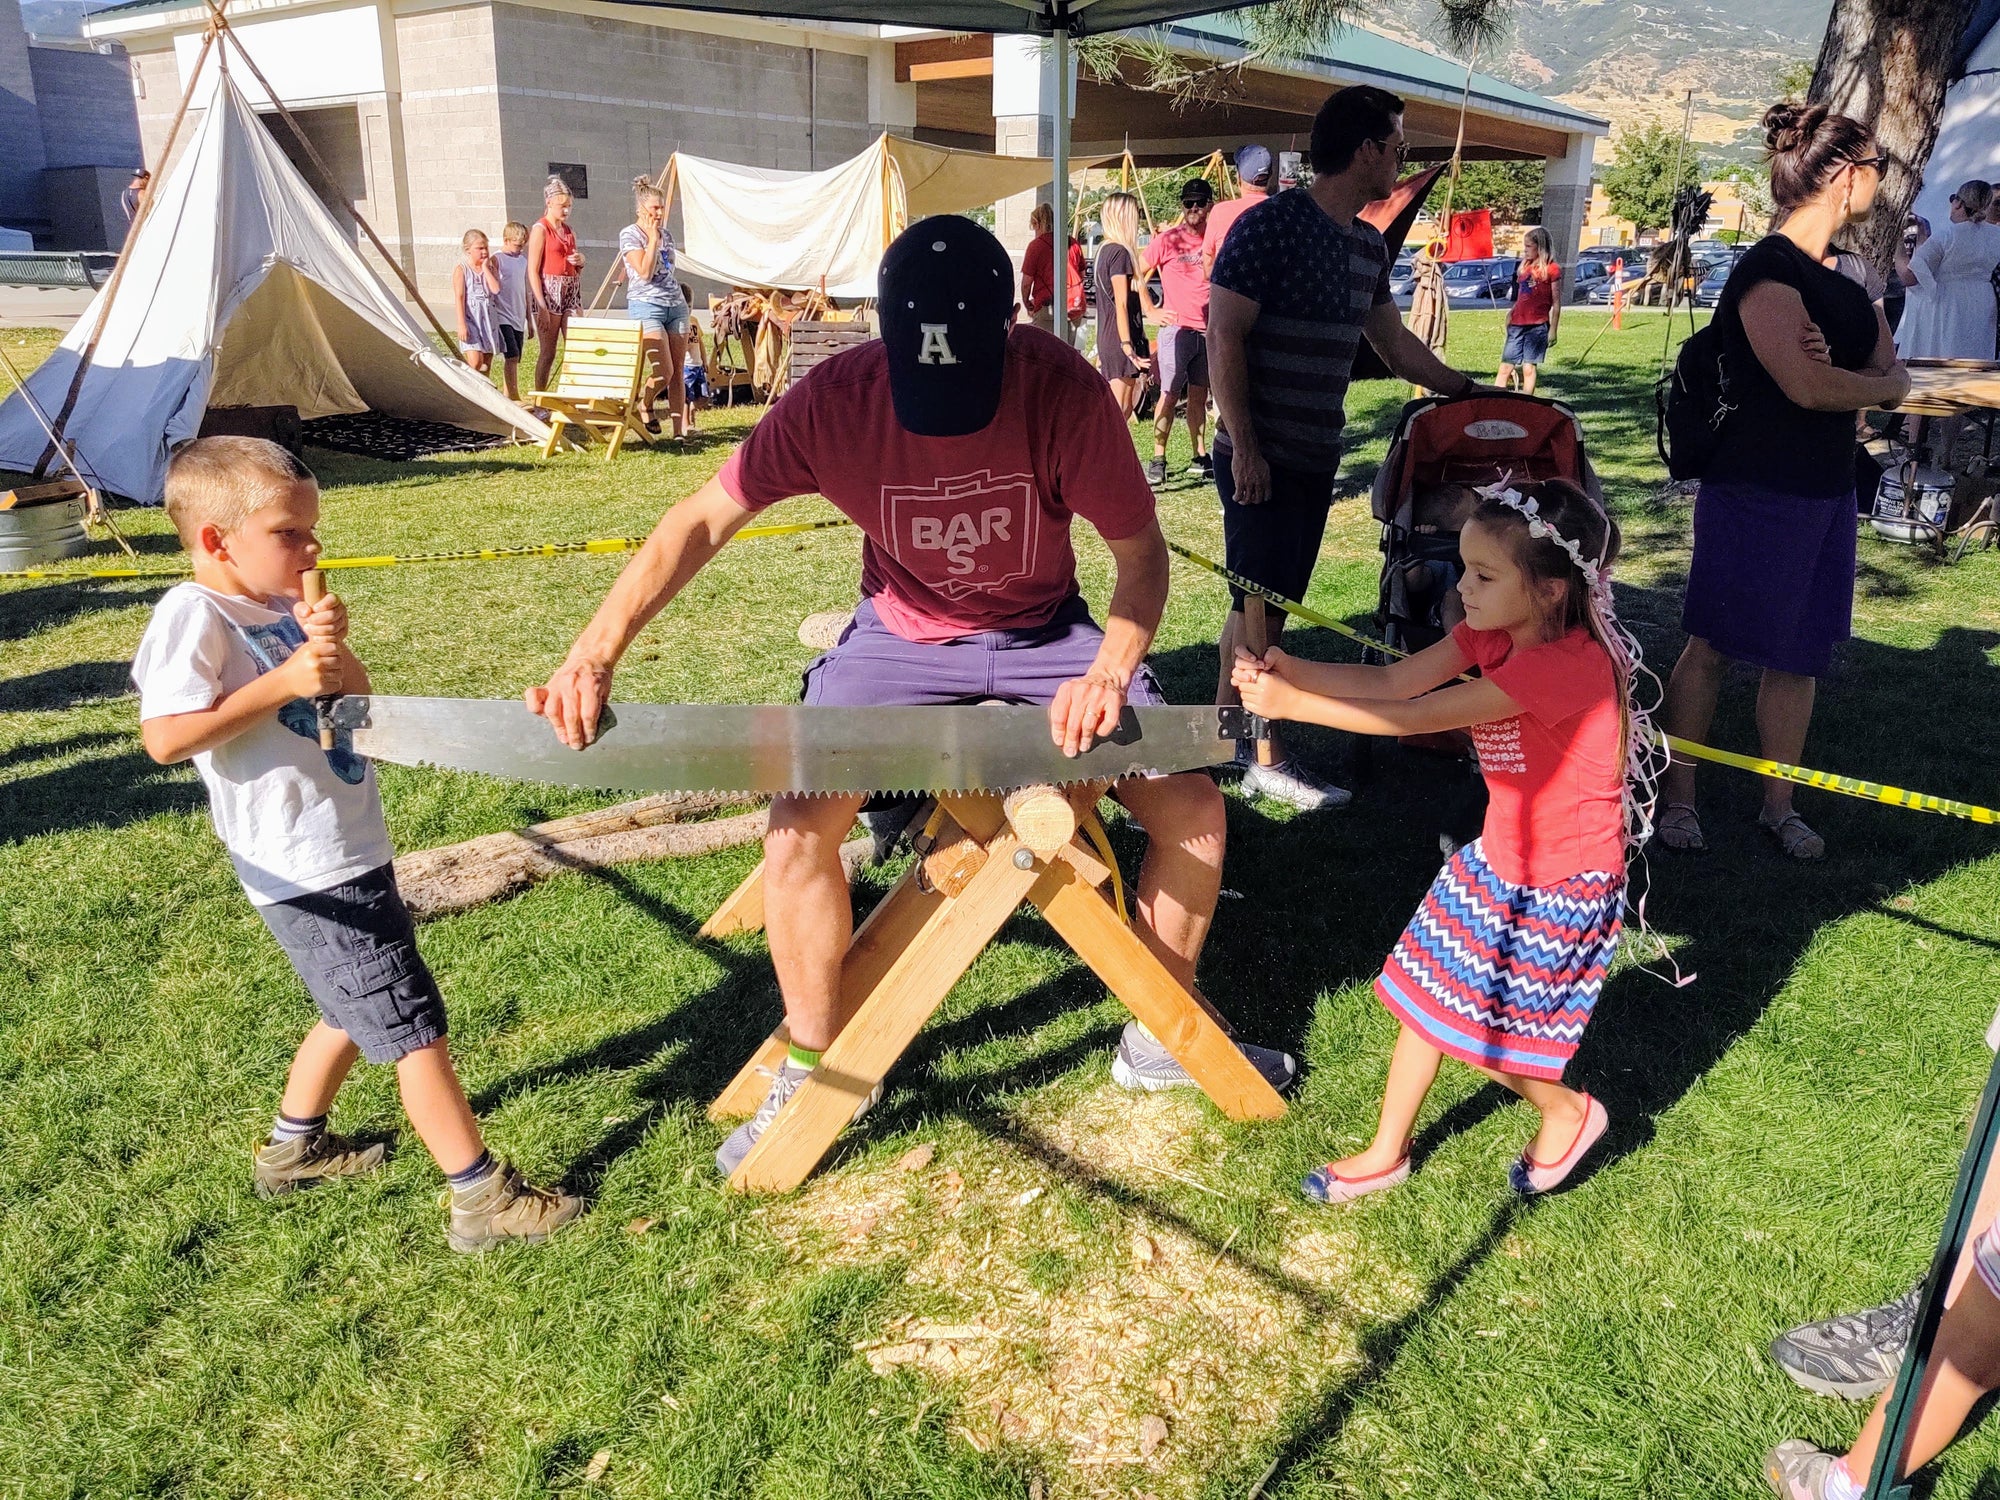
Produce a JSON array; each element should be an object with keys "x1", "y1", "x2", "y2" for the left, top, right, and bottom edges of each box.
[{"x1": 1370, "y1": 392, "x2": 1601, "y2": 659}]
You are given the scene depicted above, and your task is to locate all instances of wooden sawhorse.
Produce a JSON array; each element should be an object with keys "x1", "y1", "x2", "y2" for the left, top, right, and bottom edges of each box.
[{"x1": 699, "y1": 784, "x2": 1287, "y2": 1193}]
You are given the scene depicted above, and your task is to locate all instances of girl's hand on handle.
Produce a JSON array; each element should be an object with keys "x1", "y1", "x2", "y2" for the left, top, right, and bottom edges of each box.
[{"x1": 1231, "y1": 646, "x2": 1299, "y2": 720}]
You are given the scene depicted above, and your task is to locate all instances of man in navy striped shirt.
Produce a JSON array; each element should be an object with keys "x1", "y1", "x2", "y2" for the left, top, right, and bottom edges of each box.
[{"x1": 1208, "y1": 85, "x2": 1483, "y2": 810}]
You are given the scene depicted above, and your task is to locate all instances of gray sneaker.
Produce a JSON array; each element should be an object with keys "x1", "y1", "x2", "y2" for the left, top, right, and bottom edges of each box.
[
  {"x1": 1763, "y1": 1439, "x2": 1844, "y2": 1500},
  {"x1": 716, "y1": 1061, "x2": 883, "y2": 1178},
  {"x1": 1770, "y1": 1281, "x2": 1921, "y2": 1400},
  {"x1": 1241, "y1": 758, "x2": 1354, "y2": 811},
  {"x1": 1110, "y1": 1019, "x2": 1297, "y2": 1093}
]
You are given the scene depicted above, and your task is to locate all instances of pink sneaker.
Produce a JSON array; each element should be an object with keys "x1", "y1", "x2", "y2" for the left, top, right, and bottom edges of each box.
[
  {"x1": 1301, "y1": 1153, "x2": 1411, "y2": 1204},
  {"x1": 1509, "y1": 1094, "x2": 1609, "y2": 1196}
]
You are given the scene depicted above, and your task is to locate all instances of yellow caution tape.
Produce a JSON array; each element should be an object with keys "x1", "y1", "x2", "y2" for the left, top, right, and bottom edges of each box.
[
  {"x1": 0, "y1": 517, "x2": 857, "y2": 583},
  {"x1": 1167, "y1": 537, "x2": 1999, "y2": 828}
]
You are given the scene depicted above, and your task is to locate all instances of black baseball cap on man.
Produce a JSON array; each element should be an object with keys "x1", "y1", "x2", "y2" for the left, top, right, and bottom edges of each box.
[
  {"x1": 878, "y1": 215, "x2": 1015, "y2": 438},
  {"x1": 1181, "y1": 177, "x2": 1215, "y2": 207}
]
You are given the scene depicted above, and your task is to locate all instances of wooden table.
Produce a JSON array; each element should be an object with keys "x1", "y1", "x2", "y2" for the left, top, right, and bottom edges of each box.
[{"x1": 698, "y1": 784, "x2": 1288, "y2": 1193}]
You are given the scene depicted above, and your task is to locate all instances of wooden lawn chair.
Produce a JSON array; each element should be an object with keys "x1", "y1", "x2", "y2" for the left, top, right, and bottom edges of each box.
[{"x1": 530, "y1": 316, "x2": 652, "y2": 460}]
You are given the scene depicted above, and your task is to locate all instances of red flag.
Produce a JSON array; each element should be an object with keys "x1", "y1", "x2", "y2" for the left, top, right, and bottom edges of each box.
[{"x1": 1443, "y1": 209, "x2": 1494, "y2": 261}]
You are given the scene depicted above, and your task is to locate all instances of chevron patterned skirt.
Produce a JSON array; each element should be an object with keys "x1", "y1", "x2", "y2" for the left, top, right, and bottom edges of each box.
[{"x1": 1376, "y1": 840, "x2": 1625, "y2": 1081}]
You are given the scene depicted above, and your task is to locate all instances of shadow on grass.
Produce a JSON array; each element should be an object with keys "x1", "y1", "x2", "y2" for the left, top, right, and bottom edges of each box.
[
  {"x1": 0, "y1": 659, "x2": 133, "y2": 712},
  {"x1": 0, "y1": 578, "x2": 166, "y2": 644}
]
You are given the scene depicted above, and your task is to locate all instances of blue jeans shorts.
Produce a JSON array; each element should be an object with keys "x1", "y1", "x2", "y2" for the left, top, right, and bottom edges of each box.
[
  {"x1": 1503, "y1": 322, "x2": 1550, "y2": 366},
  {"x1": 630, "y1": 300, "x2": 691, "y2": 338}
]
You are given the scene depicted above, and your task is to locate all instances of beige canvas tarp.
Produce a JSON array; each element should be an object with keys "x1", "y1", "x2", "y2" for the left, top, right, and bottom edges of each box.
[{"x1": 669, "y1": 133, "x2": 1072, "y2": 298}]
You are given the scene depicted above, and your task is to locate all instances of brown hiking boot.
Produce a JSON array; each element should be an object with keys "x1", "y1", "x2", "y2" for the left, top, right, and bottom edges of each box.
[
  {"x1": 446, "y1": 1163, "x2": 582, "y2": 1253},
  {"x1": 252, "y1": 1130, "x2": 389, "y2": 1199}
]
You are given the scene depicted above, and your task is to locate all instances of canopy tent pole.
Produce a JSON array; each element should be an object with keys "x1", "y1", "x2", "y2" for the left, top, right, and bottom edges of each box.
[
  {"x1": 34, "y1": 20, "x2": 219, "y2": 475},
  {"x1": 1050, "y1": 24, "x2": 1071, "y2": 335}
]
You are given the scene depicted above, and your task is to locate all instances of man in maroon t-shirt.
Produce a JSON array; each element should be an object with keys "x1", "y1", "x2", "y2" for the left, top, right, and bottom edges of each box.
[{"x1": 529, "y1": 217, "x2": 1295, "y2": 1176}]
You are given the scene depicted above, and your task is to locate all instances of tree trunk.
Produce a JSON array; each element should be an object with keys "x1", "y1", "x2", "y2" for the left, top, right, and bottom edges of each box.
[{"x1": 1810, "y1": 0, "x2": 1976, "y2": 273}]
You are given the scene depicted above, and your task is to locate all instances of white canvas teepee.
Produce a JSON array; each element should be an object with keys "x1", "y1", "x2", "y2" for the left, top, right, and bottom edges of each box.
[{"x1": 0, "y1": 71, "x2": 546, "y2": 504}]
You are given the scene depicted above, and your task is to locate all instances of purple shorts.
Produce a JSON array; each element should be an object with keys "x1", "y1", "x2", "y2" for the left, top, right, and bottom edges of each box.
[
  {"x1": 802, "y1": 594, "x2": 1167, "y2": 708},
  {"x1": 1682, "y1": 479, "x2": 1856, "y2": 677}
]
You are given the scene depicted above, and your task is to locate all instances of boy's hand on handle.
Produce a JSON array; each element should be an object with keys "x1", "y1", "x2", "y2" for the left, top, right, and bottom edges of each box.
[
  {"x1": 298, "y1": 569, "x2": 341, "y2": 748},
  {"x1": 527, "y1": 658, "x2": 615, "y2": 749},
  {"x1": 293, "y1": 589, "x2": 347, "y2": 644},
  {"x1": 280, "y1": 635, "x2": 344, "y2": 699}
]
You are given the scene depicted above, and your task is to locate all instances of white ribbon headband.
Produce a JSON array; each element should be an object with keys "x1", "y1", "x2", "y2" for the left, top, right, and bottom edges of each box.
[{"x1": 1476, "y1": 482, "x2": 1601, "y2": 588}]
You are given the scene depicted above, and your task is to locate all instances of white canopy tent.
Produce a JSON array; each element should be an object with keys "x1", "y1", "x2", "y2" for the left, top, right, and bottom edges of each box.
[
  {"x1": 1913, "y1": 0, "x2": 2000, "y2": 230},
  {"x1": 669, "y1": 134, "x2": 1063, "y2": 298},
  {"x1": 0, "y1": 70, "x2": 547, "y2": 504}
]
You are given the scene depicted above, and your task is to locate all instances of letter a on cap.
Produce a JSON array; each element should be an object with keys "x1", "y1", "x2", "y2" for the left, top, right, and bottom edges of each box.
[{"x1": 917, "y1": 324, "x2": 958, "y2": 366}]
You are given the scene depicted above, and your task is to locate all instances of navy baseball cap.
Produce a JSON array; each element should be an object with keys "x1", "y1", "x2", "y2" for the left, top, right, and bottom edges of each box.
[
  {"x1": 1236, "y1": 144, "x2": 1273, "y2": 184},
  {"x1": 878, "y1": 215, "x2": 1015, "y2": 438}
]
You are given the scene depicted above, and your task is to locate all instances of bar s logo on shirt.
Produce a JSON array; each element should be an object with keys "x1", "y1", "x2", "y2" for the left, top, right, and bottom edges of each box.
[{"x1": 883, "y1": 469, "x2": 1038, "y2": 598}]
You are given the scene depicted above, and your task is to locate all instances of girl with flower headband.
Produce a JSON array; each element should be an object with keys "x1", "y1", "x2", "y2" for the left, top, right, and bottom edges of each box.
[{"x1": 1233, "y1": 477, "x2": 1665, "y2": 1202}]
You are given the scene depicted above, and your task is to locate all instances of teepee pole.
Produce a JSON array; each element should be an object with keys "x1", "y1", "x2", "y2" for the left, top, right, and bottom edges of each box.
[
  {"x1": 202, "y1": 0, "x2": 459, "y2": 353},
  {"x1": 34, "y1": 21, "x2": 220, "y2": 475}
]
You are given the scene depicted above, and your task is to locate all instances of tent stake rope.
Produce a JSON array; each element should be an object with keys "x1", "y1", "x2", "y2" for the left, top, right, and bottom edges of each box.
[
  {"x1": 199, "y1": 0, "x2": 461, "y2": 355},
  {"x1": 35, "y1": 20, "x2": 219, "y2": 477}
]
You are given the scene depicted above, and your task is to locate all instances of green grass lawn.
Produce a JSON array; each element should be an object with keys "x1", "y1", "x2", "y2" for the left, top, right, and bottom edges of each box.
[{"x1": 2, "y1": 311, "x2": 1998, "y2": 1500}]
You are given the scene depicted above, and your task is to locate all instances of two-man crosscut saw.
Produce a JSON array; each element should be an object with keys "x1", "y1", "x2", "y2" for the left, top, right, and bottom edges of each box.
[{"x1": 338, "y1": 696, "x2": 1264, "y2": 796}]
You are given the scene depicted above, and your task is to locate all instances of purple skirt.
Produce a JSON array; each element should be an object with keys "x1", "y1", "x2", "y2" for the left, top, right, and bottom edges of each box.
[{"x1": 1681, "y1": 479, "x2": 1856, "y2": 677}]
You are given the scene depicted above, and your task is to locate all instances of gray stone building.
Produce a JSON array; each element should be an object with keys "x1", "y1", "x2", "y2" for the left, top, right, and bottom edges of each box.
[
  {"x1": 83, "y1": 0, "x2": 1602, "y2": 314},
  {"x1": 0, "y1": 0, "x2": 142, "y2": 247}
]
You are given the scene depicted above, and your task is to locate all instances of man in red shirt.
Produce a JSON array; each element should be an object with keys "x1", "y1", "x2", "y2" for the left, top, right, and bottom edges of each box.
[
  {"x1": 1201, "y1": 144, "x2": 1272, "y2": 277},
  {"x1": 529, "y1": 217, "x2": 1295, "y2": 1176},
  {"x1": 1142, "y1": 177, "x2": 1216, "y2": 487},
  {"x1": 1019, "y1": 202, "x2": 1086, "y2": 340}
]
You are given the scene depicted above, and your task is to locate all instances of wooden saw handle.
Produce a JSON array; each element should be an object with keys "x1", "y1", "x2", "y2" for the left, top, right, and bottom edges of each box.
[
  {"x1": 1241, "y1": 597, "x2": 1277, "y2": 767},
  {"x1": 300, "y1": 567, "x2": 337, "y2": 751}
]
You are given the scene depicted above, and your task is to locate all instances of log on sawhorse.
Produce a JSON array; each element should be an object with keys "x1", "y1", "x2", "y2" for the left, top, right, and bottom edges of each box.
[{"x1": 702, "y1": 784, "x2": 1286, "y2": 1194}]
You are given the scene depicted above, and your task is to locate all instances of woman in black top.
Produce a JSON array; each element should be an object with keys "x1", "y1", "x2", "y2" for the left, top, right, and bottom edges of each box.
[
  {"x1": 1657, "y1": 103, "x2": 1910, "y2": 860},
  {"x1": 1094, "y1": 191, "x2": 1152, "y2": 416}
]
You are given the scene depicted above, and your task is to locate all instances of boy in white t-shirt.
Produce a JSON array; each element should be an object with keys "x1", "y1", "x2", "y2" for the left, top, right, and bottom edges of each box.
[{"x1": 132, "y1": 436, "x2": 580, "y2": 1252}]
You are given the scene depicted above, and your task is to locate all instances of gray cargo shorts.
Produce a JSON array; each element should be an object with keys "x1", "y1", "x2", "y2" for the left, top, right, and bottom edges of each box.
[{"x1": 258, "y1": 864, "x2": 447, "y2": 1064}]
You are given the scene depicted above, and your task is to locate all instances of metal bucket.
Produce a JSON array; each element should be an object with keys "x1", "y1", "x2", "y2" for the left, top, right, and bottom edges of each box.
[
  {"x1": 0, "y1": 498, "x2": 89, "y2": 569},
  {"x1": 1872, "y1": 465, "x2": 1953, "y2": 544}
]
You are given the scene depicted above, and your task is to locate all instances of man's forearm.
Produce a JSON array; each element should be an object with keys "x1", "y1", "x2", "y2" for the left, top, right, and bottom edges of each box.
[
  {"x1": 1378, "y1": 321, "x2": 1471, "y2": 395},
  {"x1": 569, "y1": 503, "x2": 734, "y2": 668},
  {"x1": 1207, "y1": 328, "x2": 1256, "y2": 451},
  {"x1": 1088, "y1": 552, "x2": 1169, "y2": 687}
]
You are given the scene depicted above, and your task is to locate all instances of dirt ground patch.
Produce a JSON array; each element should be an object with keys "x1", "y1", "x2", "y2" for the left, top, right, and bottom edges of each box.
[{"x1": 758, "y1": 1086, "x2": 1421, "y2": 1496}]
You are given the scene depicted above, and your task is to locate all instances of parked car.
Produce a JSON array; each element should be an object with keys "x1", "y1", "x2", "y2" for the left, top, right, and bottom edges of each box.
[
  {"x1": 1692, "y1": 245, "x2": 1749, "y2": 307},
  {"x1": 1571, "y1": 261, "x2": 1610, "y2": 297},
  {"x1": 1583, "y1": 267, "x2": 1640, "y2": 305},
  {"x1": 1389, "y1": 248, "x2": 1419, "y2": 303},
  {"x1": 1441, "y1": 257, "x2": 1519, "y2": 305}
]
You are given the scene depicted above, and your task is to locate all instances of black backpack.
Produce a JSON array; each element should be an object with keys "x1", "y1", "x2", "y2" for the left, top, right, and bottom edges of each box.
[{"x1": 1656, "y1": 321, "x2": 1737, "y2": 481}]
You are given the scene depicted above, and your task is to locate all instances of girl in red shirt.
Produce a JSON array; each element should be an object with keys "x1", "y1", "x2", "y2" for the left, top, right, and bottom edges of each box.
[
  {"x1": 1233, "y1": 479, "x2": 1660, "y2": 1202},
  {"x1": 1500, "y1": 226, "x2": 1562, "y2": 394},
  {"x1": 526, "y1": 176, "x2": 585, "y2": 395}
]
